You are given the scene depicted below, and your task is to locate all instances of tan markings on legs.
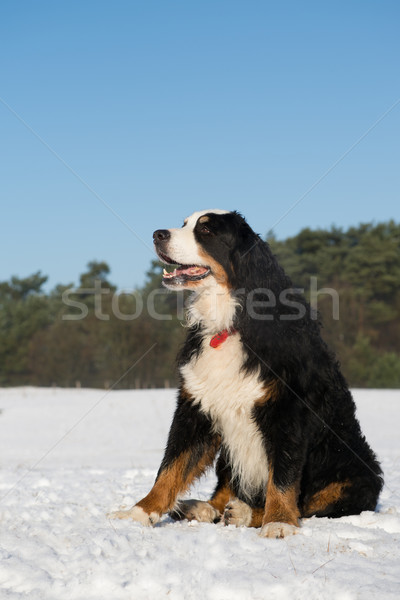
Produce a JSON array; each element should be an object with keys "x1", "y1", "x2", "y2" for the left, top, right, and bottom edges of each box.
[
  {"x1": 136, "y1": 455, "x2": 187, "y2": 516},
  {"x1": 249, "y1": 507, "x2": 264, "y2": 528},
  {"x1": 260, "y1": 470, "x2": 300, "y2": 537},
  {"x1": 208, "y1": 483, "x2": 232, "y2": 514},
  {"x1": 302, "y1": 481, "x2": 350, "y2": 517},
  {"x1": 263, "y1": 470, "x2": 300, "y2": 528},
  {"x1": 137, "y1": 444, "x2": 218, "y2": 517}
]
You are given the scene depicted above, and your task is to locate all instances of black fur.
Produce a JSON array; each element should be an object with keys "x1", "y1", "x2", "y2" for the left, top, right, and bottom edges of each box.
[
  {"x1": 176, "y1": 211, "x2": 383, "y2": 519},
  {"x1": 121, "y1": 210, "x2": 383, "y2": 532},
  {"x1": 157, "y1": 391, "x2": 217, "y2": 480}
]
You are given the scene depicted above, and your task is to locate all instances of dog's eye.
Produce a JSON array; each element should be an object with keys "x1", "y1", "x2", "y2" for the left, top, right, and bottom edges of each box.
[{"x1": 199, "y1": 224, "x2": 211, "y2": 234}]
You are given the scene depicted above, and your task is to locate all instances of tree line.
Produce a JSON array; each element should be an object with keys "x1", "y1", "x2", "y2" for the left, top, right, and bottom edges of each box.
[{"x1": 0, "y1": 220, "x2": 399, "y2": 389}]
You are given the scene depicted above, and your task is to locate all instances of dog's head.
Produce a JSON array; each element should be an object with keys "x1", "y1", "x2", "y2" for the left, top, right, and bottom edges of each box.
[
  {"x1": 153, "y1": 209, "x2": 256, "y2": 290},
  {"x1": 153, "y1": 210, "x2": 295, "y2": 332}
]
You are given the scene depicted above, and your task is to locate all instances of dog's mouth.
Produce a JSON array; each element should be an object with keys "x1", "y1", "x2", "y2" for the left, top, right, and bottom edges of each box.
[{"x1": 157, "y1": 251, "x2": 211, "y2": 285}]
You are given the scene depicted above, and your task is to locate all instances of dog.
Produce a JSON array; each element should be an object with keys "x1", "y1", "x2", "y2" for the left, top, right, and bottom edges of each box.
[{"x1": 111, "y1": 209, "x2": 383, "y2": 538}]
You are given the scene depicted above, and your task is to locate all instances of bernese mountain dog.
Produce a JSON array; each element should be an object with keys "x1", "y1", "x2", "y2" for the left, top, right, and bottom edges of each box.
[{"x1": 111, "y1": 209, "x2": 383, "y2": 538}]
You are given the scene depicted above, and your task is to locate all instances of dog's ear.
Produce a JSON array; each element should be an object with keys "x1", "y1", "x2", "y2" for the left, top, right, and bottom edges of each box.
[{"x1": 230, "y1": 222, "x2": 276, "y2": 291}]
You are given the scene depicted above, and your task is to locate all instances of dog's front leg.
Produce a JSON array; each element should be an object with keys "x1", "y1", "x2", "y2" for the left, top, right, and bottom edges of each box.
[
  {"x1": 110, "y1": 393, "x2": 220, "y2": 525},
  {"x1": 254, "y1": 394, "x2": 305, "y2": 538},
  {"x1": 259, "y1": 467, "x2": 301, "y2": 538}
]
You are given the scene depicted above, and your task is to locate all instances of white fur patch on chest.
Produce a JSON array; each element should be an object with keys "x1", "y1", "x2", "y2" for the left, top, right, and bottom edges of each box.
[{"x1": 180, "y1": 334, "x2": 269, "y2": 498}]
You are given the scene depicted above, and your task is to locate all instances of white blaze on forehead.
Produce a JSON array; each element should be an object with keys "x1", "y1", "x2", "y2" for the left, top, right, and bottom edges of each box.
[
  {"x1": 184, "y1": 209, "x2": 231, "y2": 229},
  {"x1": 166, "y1": 209, "x2": 230, "y2": 266}
]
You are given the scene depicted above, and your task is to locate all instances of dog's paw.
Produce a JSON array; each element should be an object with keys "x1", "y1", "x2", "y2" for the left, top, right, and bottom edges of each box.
[
  {"x1": 259, "y1": 522, "x2": 299, "y2": 539},
  {"x1": 224, "y1": 499, "x2": 252, "y2": 527},
  {"x1": 171, "y1": 499, "x2": 221, "y2": 523},
  {"x1": 108, "y1": 505, "x2": 159, "y2": 526}
]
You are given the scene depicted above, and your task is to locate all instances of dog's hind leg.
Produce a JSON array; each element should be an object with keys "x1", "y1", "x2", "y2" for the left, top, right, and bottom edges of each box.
[
  {"x1": 170, "y1": 450, "x2": 233, "y2": 523},
  {"x1": 301, "y1": 481, "x2": 351, "y2": 518},
  {"x1": 223, "y1": 499, "x2": 264, "y2": 527},
  {"x1": 301, "y1": 473, "x2": 382, "y2": 519},
  {"x1": 170, "y1": 498, "x2": 221, "y2": 523}
]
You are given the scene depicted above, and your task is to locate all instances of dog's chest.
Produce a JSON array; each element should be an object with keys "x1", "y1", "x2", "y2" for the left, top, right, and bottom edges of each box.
[{"x1": 180, "y1": 334, "x2": 269, "y2": 495}]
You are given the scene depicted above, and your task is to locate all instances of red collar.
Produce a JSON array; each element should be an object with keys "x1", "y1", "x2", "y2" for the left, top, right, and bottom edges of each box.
[{"x1": 210, "y1": 329, "x2": 237, "y2": 348}]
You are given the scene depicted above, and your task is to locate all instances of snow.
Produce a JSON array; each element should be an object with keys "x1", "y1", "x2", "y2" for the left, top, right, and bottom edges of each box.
[{"x1": 0, "y1": 387, "x2": 399, "y2": 600}]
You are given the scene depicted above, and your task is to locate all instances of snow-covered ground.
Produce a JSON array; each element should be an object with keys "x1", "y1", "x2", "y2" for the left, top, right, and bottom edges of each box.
[{"x1": 0, "y1": 387, "x2": 399, "y2": 600}]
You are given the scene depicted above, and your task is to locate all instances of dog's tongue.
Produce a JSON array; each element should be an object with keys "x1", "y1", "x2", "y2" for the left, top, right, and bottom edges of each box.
[
  {"x1": 163, "y1": 265, "x2": 208, "y2": 279},
  {"x1": 176, "y1": 266, "x2": 208, "y2": 277}
]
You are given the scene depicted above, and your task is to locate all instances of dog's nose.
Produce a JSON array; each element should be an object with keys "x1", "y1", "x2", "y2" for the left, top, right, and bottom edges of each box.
[{"x1": 153, "y1": 229, "x2": 171, "y2": 242}]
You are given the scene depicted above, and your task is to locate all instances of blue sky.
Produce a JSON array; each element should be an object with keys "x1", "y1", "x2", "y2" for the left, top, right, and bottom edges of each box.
[{"x1": 1, "y1": 1, "x2": 399, "y2": 291}]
